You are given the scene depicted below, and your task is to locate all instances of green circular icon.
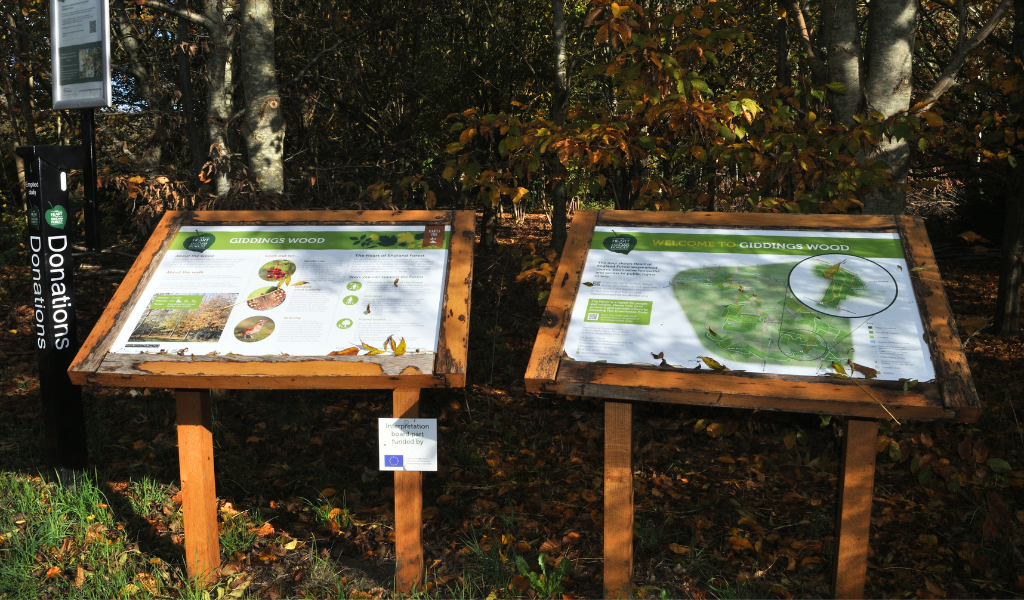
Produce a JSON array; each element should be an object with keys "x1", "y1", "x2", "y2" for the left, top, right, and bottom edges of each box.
[
  {"x1": 336, "y1": 318, "x2": 354, "y2": 329},
  {"x1": 346, "y1": 281, "x2": 362, "y2": 291},
  {"x1": 343, "y1": 295, "x2": 359, "y2": 305}
]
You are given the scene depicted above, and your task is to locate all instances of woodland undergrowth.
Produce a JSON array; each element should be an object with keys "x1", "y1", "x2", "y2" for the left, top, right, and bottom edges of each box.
[{"x1": 0, "y1": 214, "x2": 1021, "y2": 599}]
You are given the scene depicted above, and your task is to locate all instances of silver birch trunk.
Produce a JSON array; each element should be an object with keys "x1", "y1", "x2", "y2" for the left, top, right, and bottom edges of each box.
[
  {"x1": 204, "y1": 0, "x2": 235, "y2": 198},
  {"x1": 551, "y1": 0, "x2": 568, "y2": 250},
  {"x1": 240, "y1": 0, "x2": 285, "y2": 195},
  {"x1": 861, "y1": 0, "x2": 917, "y2": 214},
  {"x1": 820, "y1": 0, "x2": 862, "y2": 125}
]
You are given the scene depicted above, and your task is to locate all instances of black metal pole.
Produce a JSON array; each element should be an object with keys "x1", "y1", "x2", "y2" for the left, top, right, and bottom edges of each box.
[
  {"x1": 80, "y1": 108, "x2": 100, "y2": 252},
  {"x1": 17, "y1": 145, "x2": 90, "y2": 483}
]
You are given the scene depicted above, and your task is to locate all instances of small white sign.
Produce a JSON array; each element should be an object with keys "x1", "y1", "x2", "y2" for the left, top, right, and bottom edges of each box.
[{"x1": 378, "y1": 418, "x2": 437, "y2": 471}]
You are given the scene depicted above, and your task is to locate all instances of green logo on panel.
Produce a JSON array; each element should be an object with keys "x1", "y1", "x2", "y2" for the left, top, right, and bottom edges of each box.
[
  {"x1": 343, "y1": 295, "x2": 359, "y2": 305},
  {"x1": 336, "y1": 318, "x2": 353, "y2": 329},
  {"x1": 28, "y1": 206, "x2": 41, "y2": 229},
  {"x1": 45, "y1": 205, "x2": 67, "y2": 229},
  {"x1": 603, "y1": 233, "x2": 637, "y2": 255},
  {"x1": 184, "y1": 232, "x2": 216, "y2": 253},
  {"x1": 346, "y1": 281, "x2": 362, "y2": 291}
]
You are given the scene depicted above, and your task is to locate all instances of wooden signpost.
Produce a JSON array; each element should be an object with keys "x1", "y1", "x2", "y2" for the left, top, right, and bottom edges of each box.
[
  {"x1": 525, "y1": 210, "x2": 979, "y2": 599},
  {"x1": 69, "y1": 210, "x2": 475, "y2": 590}
]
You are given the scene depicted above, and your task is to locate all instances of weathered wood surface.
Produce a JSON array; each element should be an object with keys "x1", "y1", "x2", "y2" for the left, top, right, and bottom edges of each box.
[
  {"x1": 551, "y1": 362, "x2": 952, "y2": 420},
  {"x1": 603, "y1": 401, "x2": 633, "y2": 600},
  {"x1": 69, "y1": 212, "x2": 186, "y2": 382},
  {"x1": 393, "y1": 389, "x2": 424, "y2": 593},
  {"x1": 434, "y1": 210, "x2": 476, "y2": 387},
  {"x1": 524, "y1": 210, "x2": 598, "y2": 392},
  {"x1": 832, "y1": 419, "x2": 879, "y2": 599},
  {"x1": 81, "y1": 352, "x2": 442, "y2": 389},
  {"x1": 176, "y1": 390, "x2": 220, "y2": 584},
  {"x1": 596, "y1": 210, "x2": 899, "y2": 230},
  {"x1": 898, "y1": 216, "x2": 980, "y2": 422}
]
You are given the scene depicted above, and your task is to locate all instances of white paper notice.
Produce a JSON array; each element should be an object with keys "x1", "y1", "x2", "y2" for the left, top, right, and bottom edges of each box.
[
  {"x1": 109, "y1": 225, "x2": 450, "y2": 357},
  {"x1": 379, "y1": 419, "x2": 437, "y2": 471},
  {"x1": 563, "y1": 226, "x2": 936, "y2": 382}
]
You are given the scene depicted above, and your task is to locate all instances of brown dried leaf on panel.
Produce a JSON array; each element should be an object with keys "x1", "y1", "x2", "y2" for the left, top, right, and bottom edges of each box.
[{"x1": 328, "y1": 347, "x2": 360, "y2": 356}]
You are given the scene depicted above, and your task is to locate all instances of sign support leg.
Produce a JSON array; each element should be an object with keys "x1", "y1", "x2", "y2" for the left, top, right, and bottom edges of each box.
[
  {"x1": 832, "y1": 418, "x2": 878, "y2": 599},
  {"x1": 176, "y1": 389, "x2": 220, "y2": 584},
  {"x1": 604, "y1": 400, "x2": 633, "y2": 599},
  {"x1": 393, "y1": 388, "x2": 423, "y2": 593}
]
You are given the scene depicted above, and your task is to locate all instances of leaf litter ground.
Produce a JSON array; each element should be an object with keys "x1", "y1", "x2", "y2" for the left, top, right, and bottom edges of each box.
[{"x1": 0, "y1": 215, "x2": 1022, "y2": 598}]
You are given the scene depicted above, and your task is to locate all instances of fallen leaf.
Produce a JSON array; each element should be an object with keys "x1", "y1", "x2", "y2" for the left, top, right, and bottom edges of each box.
[
  {"x1": 668, "y1": 542, "x2": 690, "y2": 554},
  {"x1": 249, "y1": 522, "x2": 274, "y2": 537},
  {"x1": 699, "y1": 355, "x2": 729, "y2": 371},
  {"x1": 329, "y1": 347, "x2": 360, "y2": 356},
  {"x1": 727, "y1": 536, "x2": 754, "y2": 551},
  {"x1": 849, "y1": 361, "x2": 878, "y2": 379},
  {"x1": 46, "y1": 566, "x2": 61, "y2": 579}
]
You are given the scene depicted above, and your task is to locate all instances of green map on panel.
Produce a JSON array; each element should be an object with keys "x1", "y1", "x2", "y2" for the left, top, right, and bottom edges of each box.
[{"x1": 671, "y1": 263, "x2": 853, "y2": 366}]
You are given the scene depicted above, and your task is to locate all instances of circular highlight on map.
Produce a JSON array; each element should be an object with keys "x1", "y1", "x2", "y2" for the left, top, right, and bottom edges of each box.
[
  {"x1": 777, "y1": 330, "x2": 829, "y2": 361},
  {"x1": 788, "y1": 254, "x2": 897, "y2": 318}
]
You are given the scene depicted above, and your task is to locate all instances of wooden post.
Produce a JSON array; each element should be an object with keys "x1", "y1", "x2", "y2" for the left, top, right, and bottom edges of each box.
[
  {"x1": 604, "y1": 401, "x2": 633, "y2": 599},
  {"x1": 832, "y1": 418, "x2": 878, "y2": 599},
  {"x1": 176, "y1": 390, "x2": 220, "y2": 583},
  {"x1": 393, "y1": 388, "x2": 423, "y2": 593}
]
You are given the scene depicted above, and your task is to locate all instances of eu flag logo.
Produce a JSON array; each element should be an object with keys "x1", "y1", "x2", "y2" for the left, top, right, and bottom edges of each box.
[{"x1": 385, "y1": 455, "x2": 404, "y2": 467}]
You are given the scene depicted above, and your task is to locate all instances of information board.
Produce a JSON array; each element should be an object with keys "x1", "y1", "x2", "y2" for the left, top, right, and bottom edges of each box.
[
  {"x1": 563, "y1": 226, "x2": 935, "y2": 382},
  {"x1": 51, "y1": 0, "x2": 111, "y2": 109},
  {"x1": 108, "y1": 225, "x2": 450, "y2": 358}
]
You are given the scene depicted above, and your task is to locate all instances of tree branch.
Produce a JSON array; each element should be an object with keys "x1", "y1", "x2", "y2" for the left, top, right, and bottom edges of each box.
[
  {"x1": 919, "y1": 0, "x2": 1013, "y2": 106},
  {"x1": 137, "y1": 0, "x2": 215, "y2": 29},
  {"x1": 788, "y1": 0, "x2": 826, "y2": 83}
]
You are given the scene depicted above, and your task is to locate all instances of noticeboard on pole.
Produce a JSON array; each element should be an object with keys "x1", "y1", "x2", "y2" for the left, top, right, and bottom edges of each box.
[{"x1": 51, "y1": 0, "x2": 111, "y2": 110}]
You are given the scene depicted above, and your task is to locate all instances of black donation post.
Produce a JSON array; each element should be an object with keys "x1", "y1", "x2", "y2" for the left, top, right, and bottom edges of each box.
[{"x1": 17, "y1": 145, "x2": 90, "y2": 480}]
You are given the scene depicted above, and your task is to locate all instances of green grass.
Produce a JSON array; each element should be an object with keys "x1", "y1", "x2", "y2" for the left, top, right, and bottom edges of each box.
[{"x1": 0, "y1": 472, "x2": 166, "y2": 598}]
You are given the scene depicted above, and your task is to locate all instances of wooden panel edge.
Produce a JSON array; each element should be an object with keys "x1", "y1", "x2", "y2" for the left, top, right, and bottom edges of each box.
[
  {"x1": 434, "y1": 211, "x2": 474, "y2": 386},
  {"x1": 524, "y1": 210, "x2": 599, "y2": 388},
  {"x1": 69, "y1": 211, "x2": 185, "y2": 382},
  {"x1": 898, "y1": 216, "x2": 980, "y2": 421},
  {"x1": 544, "y1": 381, "x2": 953, "y2": 420},
  {"x1": 595, "y1": 211, "x2": 898, "y2": 230},
  {"x1": 183, "y1": 210, "x2": 451, "y2": 223},
  {"x1": 84, "y1": 372, "x2": 447, "y2": 390}
]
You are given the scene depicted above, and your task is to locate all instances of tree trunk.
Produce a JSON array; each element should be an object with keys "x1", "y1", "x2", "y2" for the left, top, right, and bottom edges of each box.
[
  {"x1": 8, "y1": 12, "x2": 36, "y2": 146},
  {"x1": 820, "y1": 0, "x2": 862, "y2": 125},
  {"x1": 205, "y1": 0, "x2": 235, "y2": 198},
  {"x1": 993, "y1": 0, "x2": 1024, "y2": 337},
  {"x1": 176, "y1": 19, "x2": 205, "y2": 174},
  {"x1": 0, "y1": 58, "x2": 26, "y2": 210},
  {"x1": 861, "y1": 0, "x2": 917, "y2": 214},
  {"x1": 112, "y1": 0, "x2": 172, "y2": 169},
  {"x1": 240, "y1": 0, "x2": 285, "y2": 195},
  {"x1": 775, "y1": 8, "x2": 789, "y2": 86},
  {"x1": 994, "y1": 163, "x2": 1024, "y2": 337},
  {"x1": 550, "y1": 0, "x2": 568, "y2": 251}
]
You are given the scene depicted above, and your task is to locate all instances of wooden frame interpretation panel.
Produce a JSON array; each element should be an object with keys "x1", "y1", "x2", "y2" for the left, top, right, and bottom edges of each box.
[
  {"x1": 69, "y1": 210, "x2": 475, "y2": 590},
  {"x1": 525, "y1": 210, "x2": 978, "y2": 599},
  {"x1": 70, "y1": 210, "x2": 475, "y2": 389},
  {"x1": 527, "y1": 210, "x2": 978, "y2": 422}
]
